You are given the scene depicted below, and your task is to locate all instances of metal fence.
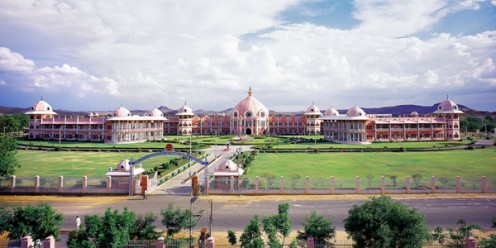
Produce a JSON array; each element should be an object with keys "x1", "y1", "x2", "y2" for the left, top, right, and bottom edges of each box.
[{"x1": 208, "y1": 176, "x2": 495, "y2": 195}]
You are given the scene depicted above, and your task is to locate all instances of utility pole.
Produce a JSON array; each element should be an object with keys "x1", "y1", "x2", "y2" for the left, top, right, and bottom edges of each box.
[
  {"x1": 209, "y1": 200, "x2": 213, "y2": 236},
  {"x1": 189, "y1": 191, "x2": 194, "y2": 248}
]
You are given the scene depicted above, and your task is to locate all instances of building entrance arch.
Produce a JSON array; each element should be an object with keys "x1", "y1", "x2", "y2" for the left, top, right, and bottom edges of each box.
[
  {"x1": 246, "y1": 128, "x2": 252, "y2": 135},
  {"x1": 129, "y1": 151, "x2": 208, "y2": 166}
]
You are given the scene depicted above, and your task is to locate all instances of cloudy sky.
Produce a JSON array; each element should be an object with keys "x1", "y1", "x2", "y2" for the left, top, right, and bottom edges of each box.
[{"x1": 0, "y1": 0, "x2": 495, "y2": 112}]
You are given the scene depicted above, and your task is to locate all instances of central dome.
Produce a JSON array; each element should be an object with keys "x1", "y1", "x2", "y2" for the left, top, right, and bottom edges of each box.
[{"x1": 233, "y1": 87, "x2": 269, "y2": 118}]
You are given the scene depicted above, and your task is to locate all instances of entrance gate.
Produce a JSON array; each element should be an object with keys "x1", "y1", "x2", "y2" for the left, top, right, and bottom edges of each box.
[
  {"x1": 127, "y1": 151, "x2": 209, "y2": 195},
  {"x1": 129, "y1": 151, "x2": 208, "y2": 166}
]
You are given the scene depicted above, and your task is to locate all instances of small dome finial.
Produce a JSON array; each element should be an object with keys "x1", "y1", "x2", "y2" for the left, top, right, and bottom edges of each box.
[
  {"x1": 446, "y1": 94, "x2": 449, "y2": 100},
  {"x1": 40, "y1": 95, "x2": 43, "y2": 101},
  {"x1": 248, "y1": 86, "x2": 253, "y2": 96}
]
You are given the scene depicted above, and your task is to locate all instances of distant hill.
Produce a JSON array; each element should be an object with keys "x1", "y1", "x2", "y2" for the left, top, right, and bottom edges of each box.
[
  {"x1": 0, "y1": 106, "x2": 89, "y2": 116},
  {"x1": 0, "y1": 102, "x2": 479, "y2": 117},
  {"x1": 360, "y1": 103, "x2": 470, "y2": 116}
]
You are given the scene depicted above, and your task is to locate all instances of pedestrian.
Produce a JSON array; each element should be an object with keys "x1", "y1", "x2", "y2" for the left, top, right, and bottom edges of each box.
[{"x1": 75, "y1": 216, "x2": 81, "y2": 231}]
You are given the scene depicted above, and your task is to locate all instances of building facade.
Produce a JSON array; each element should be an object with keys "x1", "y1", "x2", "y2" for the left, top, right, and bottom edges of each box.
[
  {"x1": 25, "y1": 99, "x2": 166, "y2": 144},
  {"x1": 25, "y1": 90, "x2": 463, "y2": 144},
  {"x1": 320, "y1": 97, "x2": 463, "y2": 144}
]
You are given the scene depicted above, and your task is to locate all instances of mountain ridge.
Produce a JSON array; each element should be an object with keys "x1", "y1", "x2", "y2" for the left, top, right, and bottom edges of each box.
[{"x1": 0, "y1": 103, "x2": 481, "y2": 117}]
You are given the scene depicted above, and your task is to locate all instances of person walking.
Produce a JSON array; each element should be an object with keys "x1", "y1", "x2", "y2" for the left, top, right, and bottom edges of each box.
[{"x1": 75, "y1": 216, "x2": 81, "y2": 231}]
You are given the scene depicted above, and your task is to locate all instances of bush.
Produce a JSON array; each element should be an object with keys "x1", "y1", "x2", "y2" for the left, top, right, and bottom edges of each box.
[{"x1": 54, "y1": 146, "x2": 62, "y2": 151}]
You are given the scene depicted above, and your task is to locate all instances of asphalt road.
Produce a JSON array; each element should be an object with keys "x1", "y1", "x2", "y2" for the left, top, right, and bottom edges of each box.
[{"x1": 47, "y1": 195, "x2": 496, "y2": 232}]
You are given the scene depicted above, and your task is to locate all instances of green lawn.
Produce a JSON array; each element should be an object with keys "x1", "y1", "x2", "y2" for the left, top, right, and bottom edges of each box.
[
  {"x1": 246, "y1": 148, "x2": 496, "y2": 179},
  {"x1": 14, "y1": 150, "x2": 190, "y2": 177},
  {"x1": 16, "y1": 139, "x2": 189, "y2": 149},
  {"x1": 271, "y1": 140, "x2": 471, "y2": 149}
]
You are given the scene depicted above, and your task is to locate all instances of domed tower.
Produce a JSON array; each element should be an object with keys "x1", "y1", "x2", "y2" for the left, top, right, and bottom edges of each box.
[
  {"x1": 303, "y1": 102, "x2": 323, "y2": 135},
  {"x1": 433, "y1": 96, "x2": 463, "y2": 140},
  {"x1": 232, "y1": 86, "x2": 269, "y2": 136},
  {"x1": 176, "y1": 102, "x2": 195, "y2": 135},
  {"x1": 25, "y1": 97, "x2": 58, "y2": 139},
  {"x1": 25, "y1": 97, "x2": 58, "y2": 120}
]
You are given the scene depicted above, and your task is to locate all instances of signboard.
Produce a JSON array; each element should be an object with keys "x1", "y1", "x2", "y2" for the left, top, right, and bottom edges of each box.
[{"x1": 129, "y1": 151, "x2": 209, "y2": 166}]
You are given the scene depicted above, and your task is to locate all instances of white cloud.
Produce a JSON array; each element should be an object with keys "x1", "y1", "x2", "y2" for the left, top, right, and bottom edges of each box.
[
  {"x1": 351, "y1": 0, "x2": 489, "y2": 38},
  {"x1": 0, "y1": 1, "x2": 494, "y2": 111},
  {"x1": 0, "y1": 47, "x2": 35, "y2": 73},
  {"x1": 0, "y1": 47, "x2": 120, "y2": 96}
]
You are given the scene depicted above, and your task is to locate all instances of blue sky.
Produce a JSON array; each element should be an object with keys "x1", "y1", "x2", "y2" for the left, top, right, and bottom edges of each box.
[{"x1": 0, "y1": 0, "x2": 495, "y2": 112}]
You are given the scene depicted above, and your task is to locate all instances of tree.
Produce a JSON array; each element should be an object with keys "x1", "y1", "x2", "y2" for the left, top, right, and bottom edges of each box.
[
  {"x1": 0, "y1": 114, "x2": 28, "y2": 134},
  {"x1": 160, "y1": 203, "x2": 195, "y2": 237},
  {"x1": 227, "y1": 230, "x2": 237, "y2": 246},
  {"x1": 263, "y1": 172, "x2": 276, "y2": 189},
  {"x1": 290, "y1": 173, "x2": 301, "y2": 189},
  {"x1": 67, "y1": 208, "x2": 137, "y2": 248},
  {"x1": 270, "y1": 203, "x2": 291, "y2": 246},
  {"x1": 0, "y1": 203, "x2": 63, "y2": 241},
  {"x1": 412, "y1": 174, "x2": 422, "y2": 188},
  {"x1": 0, "y1": 135, "x2": 19, "y2": 176},
  {"x1": 132, "y1": 212, "x2": 160, "y2": 240},
  {"x1": 442, "y1": 219, "x2": 481, "y2": 248},
  {"x1": 296, "y1": 211, "x2": 335, "y2": 246},
  {"x1": 479, "y1": 234, "x2": 496, "y2": 248},
  {"x1": 460, "y1": 116, "x2": 484, "y2": 132},
  {"x1": 430, "y1": 226, "x2": 446, "y2": 245},
  {"x1": 240, "y1": 215, "x2": 263, "y2": 248},
  {"x1": 262, "y1": 217, "x2": 280, "y2": 248},
  {"x1": 344, "y1": 195, "x2": 430, "y2": 248}
]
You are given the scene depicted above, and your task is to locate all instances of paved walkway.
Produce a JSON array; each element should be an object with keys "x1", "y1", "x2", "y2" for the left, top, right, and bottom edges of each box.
[{"x1": 150, "y1": 145, "x2": 252, "y2": 195}]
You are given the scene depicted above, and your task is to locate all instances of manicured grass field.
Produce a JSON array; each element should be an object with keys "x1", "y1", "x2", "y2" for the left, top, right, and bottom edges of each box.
[
  {"x1": 17, "y1": 139, "x2": 189, "y2": 148},
  {"x1": 271, "y1": 140, "x2": 471, "y2": 149},
  {"x1": 14, "y1": 150, "x2": 188, "y2": 177},
  {"x1": 246, "y1": 148, "x2": 496, "y2": 179}
]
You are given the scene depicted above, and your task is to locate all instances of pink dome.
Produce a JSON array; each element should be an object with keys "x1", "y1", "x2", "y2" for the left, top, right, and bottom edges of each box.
[
  {"x1": 346, "y1": 105, "x2": 366, "y2": 117},
  {"x1": 150, "y1": 108, "x2": 163, "y2": 117},
  {"x1": 438, "y1": 99, "x2": 459, "y2": 111},
  {"x1": 113, "y1": 107, "x2": 131, "y2": 117},
  {"x1": 25, "y1": 99, "x2": 57, "y2": 115},
  {"x1": 324, "y1": 107, "x2": 339, "y2": 116},
  {"x1": 233, "y1": 87, "x2": 269, "y2": 118}
]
